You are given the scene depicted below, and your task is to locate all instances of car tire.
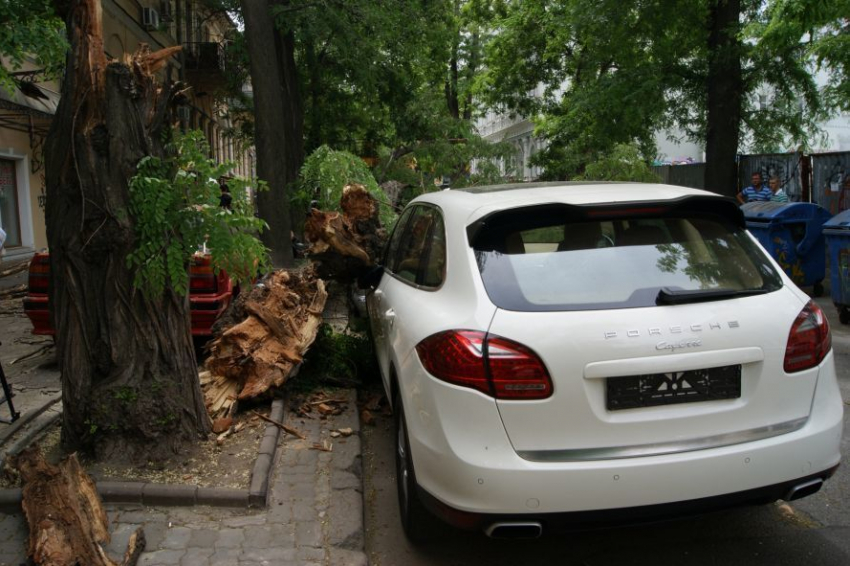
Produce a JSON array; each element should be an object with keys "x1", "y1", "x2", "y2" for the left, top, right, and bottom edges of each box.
[
  {"x1": 813, "y1": 281, "x2": 824, "y2": 297},
  {"x1": 394, "y1": 391, "x2": 442, "y2": 543},
  {"x1": 840, "y1": 307, "x2": 850, "y2": 325}
]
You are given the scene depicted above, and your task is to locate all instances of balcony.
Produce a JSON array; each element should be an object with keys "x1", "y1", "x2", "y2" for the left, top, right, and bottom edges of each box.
[{"x1": 182, "y1": 42, "x2": 226, "y2": 87}]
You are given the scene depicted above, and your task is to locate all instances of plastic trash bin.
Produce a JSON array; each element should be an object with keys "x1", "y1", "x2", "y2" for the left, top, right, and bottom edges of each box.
[
  {"x1": 742, "y1": 201, "x2": 832, "y2": 296},
  {"x1": 823, "y1": 209, "x2": 850, "y2": 324}
]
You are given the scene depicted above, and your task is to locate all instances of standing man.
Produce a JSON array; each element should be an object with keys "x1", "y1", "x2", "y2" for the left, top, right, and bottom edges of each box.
[
  {"x1": 737, "y1": 172, "x2": 773, "y2": 204},
  {"x1": 769, "y1": 176, "x2": 789, "y2": 202}
]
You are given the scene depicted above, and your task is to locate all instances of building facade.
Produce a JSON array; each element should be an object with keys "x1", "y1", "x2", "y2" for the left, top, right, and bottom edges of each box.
[{"x1": 0, "y1": 0, "x2": 253, "y2": 260}]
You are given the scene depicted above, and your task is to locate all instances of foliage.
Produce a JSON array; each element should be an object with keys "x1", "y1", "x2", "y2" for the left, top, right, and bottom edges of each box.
[
  {"x1": 297, "y1": 145, "x2": 398, "y2": 227},
  {"x1": 0, "y1": 0, "x2": 67, "y2": 94},
  {"x1": 127, "y1": 130, "x2": 269, "y2": 297},
  {"x1": 297, "y1": 323, "x2": 377, "y2": 385},
  {"x1": 477, "y1": 0, "x2": 848, "y2": 177},
  {"x1": 574, "y1": 143, "x2": 661, "y2": 183}
]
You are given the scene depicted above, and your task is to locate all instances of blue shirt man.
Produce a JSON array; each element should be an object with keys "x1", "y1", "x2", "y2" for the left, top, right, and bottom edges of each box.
[{"x1": 737, "y1": 173, "x2": 772, "y2": 204}]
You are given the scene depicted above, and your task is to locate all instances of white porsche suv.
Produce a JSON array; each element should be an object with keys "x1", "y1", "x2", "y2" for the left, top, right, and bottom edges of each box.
[{"x1": 365, "y1": 182, "x2": 842, "y2": 541}]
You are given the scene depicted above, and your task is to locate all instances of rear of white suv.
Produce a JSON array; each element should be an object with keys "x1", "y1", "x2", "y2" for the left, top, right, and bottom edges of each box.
[{"x1": 367, "y1": 183, "x2": 842, "y2": 541}]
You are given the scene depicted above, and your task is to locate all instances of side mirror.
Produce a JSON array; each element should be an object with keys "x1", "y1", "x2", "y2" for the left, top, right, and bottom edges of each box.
[{"x1": 358, "y1": 265, "x2": 384, "y2": 289}]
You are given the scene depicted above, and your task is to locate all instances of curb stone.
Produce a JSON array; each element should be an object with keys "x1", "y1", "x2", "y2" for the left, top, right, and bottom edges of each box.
[{"x1": 0, "y1": 397, "x2": 287, "y2": 512}]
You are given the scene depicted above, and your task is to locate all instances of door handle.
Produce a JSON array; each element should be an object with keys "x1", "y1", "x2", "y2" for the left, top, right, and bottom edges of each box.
[{"x1": 384, "y1": 308, "x2": 395, "y2": 327}]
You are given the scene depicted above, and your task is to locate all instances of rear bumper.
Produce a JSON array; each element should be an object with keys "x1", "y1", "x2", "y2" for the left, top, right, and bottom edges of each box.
[
  {"x1": 401, "y1": 350, "x2": 843, "y2": 521},
  {"x1": 22, "y1": 292, "x2": 232, "y2": 337},
  {"x1": 417, "y1": 465, "x2": 839, "y2": 532}
]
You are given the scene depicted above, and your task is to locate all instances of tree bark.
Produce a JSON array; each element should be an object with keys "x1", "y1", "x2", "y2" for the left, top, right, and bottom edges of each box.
[
  {"x1": 44, "y1": 0, "x2": 210, "y2": 461},
  {"x1": 704, "y1": 0, "x2": 743, "y2": 197},
  {"x1": 240, "y1": 0, "x2": 304, "y2": 267},
  {"x1": 15, "y1": 448, "x2": 146, "y2": 566}
]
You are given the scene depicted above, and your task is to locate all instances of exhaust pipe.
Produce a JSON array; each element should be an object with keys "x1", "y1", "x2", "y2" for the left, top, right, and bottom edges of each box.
[
  {"x1": 485, "y1": 522, "x2": 543, "y2": 539},
  {"x1": 785, "y1": 478, "x2": 824, "y2": 501}
]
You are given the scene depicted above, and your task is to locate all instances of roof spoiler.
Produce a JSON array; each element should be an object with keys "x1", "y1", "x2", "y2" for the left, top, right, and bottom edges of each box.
[{"x1": 466, "y1": 195, "x2": 743, "y2": 247}]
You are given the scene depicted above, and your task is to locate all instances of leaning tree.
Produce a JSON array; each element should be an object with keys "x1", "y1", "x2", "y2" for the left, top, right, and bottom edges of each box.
[{"x1": 44, "y1": 0, "x2": 210, "y2": 460}]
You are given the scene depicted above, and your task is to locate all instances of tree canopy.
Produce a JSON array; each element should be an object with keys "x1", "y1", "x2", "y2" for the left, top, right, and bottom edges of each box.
[
  {"x1": 477, "y1": 0, "x2": 850, "y2": 188},
  {"x1": 0, "y1": 0, "x2": 67, "y2": 94}
]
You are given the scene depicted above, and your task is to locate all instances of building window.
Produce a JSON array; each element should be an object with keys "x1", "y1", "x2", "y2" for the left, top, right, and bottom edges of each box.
[{"x1": 0, "y1": 159, "x2": 21, "y2": 247}]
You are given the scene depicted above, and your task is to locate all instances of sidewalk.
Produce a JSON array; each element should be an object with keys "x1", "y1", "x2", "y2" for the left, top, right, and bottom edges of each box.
[{"x1": 0, "y1": 288, "x2": 369, "y2": 566}]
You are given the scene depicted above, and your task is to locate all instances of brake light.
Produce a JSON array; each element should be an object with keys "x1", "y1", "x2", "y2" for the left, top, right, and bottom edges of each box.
[
  {"x1": 415, "y1": 330, "x2": 552, "y2": 400},
  {"x1": 28, "y1": 254, "x2": 50, "y2": 294},
  {"x1": 784, "y1": 301, "x2": 831, "y2": 373}
]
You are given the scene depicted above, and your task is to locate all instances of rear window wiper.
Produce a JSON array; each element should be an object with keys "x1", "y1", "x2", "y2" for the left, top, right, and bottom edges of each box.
[{"x1": 656, "y1": 287, "x2": 769, "y2": 305}]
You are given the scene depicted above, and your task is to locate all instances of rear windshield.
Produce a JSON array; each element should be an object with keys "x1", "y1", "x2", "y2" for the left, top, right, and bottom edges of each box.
[{"x1": 472, "y1": 209, "x2": 783, "y2": 311}]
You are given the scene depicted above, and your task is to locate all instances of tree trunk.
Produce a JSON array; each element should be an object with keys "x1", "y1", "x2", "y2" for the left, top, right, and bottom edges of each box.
[
  {"x1": 704, "y1": 0, "x2": 743, "y2": 197},
  {"x1": 241, "y1": 0, "x2": 304, "y2": 267},
  {"x1": 44, "y1": 0, "x2": 210, "y2": 461}
]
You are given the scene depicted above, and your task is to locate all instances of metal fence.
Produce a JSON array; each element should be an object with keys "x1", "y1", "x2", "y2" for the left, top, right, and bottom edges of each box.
[
  {"x1": 651, "y1": 163, "x2": 706, "y2": 190},
  {"x1": 811, "y1": 152, "x2": 850, "y2": 214},
  {"x1": 737, "y1": 152, "x2": 805, "y2": 202}
]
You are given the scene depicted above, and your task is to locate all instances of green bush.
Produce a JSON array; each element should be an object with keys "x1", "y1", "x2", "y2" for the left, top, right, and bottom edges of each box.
[
  {"x1": 573, "y1": 143, "x2": 661, "y2": 183},
  {"x1": 296, "y1": 145, "x2": 397, "y2": 227}
]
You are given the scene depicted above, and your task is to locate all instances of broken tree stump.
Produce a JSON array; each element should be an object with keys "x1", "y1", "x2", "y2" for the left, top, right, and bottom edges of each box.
[
  {"x1": 304, "y1": 183, "x2": 387, "y2": 281},
  {"x1": 14, "y1": 447, "x2": 145, "y2": 566},
  {"x1": 202, "y1": 267, "x2": 328, "y2": 418}
]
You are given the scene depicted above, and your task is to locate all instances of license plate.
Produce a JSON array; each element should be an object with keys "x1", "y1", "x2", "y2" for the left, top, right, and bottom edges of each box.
[{"x1": 606, "y1": 365, "x2": 741, "y2": 411}]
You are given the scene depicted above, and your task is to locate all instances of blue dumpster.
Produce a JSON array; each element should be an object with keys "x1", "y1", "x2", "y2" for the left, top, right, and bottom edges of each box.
[
  {"x1": 823, "y1": 209, "x2": 850, "y2": 324},
  {"x1": 742, "y1": 201, "x2": 832, "y2": 296}
]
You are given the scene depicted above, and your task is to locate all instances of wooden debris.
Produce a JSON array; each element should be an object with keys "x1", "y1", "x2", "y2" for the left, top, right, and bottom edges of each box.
[
  {"x1": 250, "y1": 410, "x2": 307, "y2": 439},
  {"x1": 212, "y1": 417, "x2": 233, "y2": 434},
  {"x1": 311, "y1": 440, "x2": 333, "y2": 452},
  {"x1": 14, "y1": 447, "x2": 145, "y2": 566},
  {"x1": 201, "y1": 267, "x2": 328, "y2": 419},
  {"x1": 304, "y1": 184, "x2": 387, "y2": 282},
  {"x1": 0, "y1": 261, "x2": 29, "y2": 279},
  {"x1": 0, "y1": 283, "x2": 26, "y2": 299},
  {"x1": 9, "y1": 344, "x2": 54, "y2": 365},
  {"x1": 360, "y1": 409, "x2": 375, "y2": 426}
]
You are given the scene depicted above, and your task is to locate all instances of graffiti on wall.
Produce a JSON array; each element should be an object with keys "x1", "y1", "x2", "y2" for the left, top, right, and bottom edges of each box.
[
  {"x1": 738, "y1": 153, "x2": 803, "y2": 202},
  {"x1": 811, "y1": 152, "x2": 850, "y2": 215}
]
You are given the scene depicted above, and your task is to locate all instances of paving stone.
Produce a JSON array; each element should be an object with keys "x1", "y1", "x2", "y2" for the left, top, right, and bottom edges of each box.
[
  {"x1": 214, "y1": 528, "x2": 245, "y2": 549},
  {"x1": 180, "y1": 547, "x2": 215, "y2": 566},
  {"x1": 295, "y1": 449, "x2": 318, "y2": 466},
  {"x1": 239, "y1": 547, "x2": 297, "y2": 562},
  {"x1": 297, "y1": 546, "x2": 326, "y2": 562},
  {"x1": 241, "y1": 525, "x2": 275, "y2": 549},
  {"x1": 222, "y1": 514, "x2": 266, "y2": 528},
  {"x1": 161, "y1": 526, "x2": 194, "y2": 549},
  {"x1": 295, "y1": 521, "x2": 322, "y2": 547},
  {"x1": 287, "y1": 481, "x2": 315, "y2": 499},
  {"x1": 328, "y1": 488, "x2": 364, "y2": 550},
  {"x1": 187, "y1": 528, "x2": 218, "y2": 549},
  {"x1": 328, "y1": 548, "x2": 369, "y2": 566},
  {"x1": 138, "y1": 549, "x2": 186, "y2": 565},
  {"x1": 208, "y1": 548, "x2": 241, "y2": 566},
  {"x1": 330, "y1": 471, "x2": 361, "y2": 492},
  {"x1": 103, "y1": 523, "x2": 142, "y2": 557},
  {"x1": 141, "y1": 519, "x2": 169, "y2": 549},
  {"x1": 292, "y1": 501, "x2": 317, "y2": 522}
]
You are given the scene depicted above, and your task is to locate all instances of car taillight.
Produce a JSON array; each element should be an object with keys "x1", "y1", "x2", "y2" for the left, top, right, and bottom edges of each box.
[
  {"x1": 784, "y1": 301, "x2": 831, "y2": 373},
  {"x1": 28, "y1": 254, "x2": 50, "y2": 293},
  {"x1": 190, "y1": 257, "x2": 218, "y2": 293},
  {"x1": 415, "y1": 330, "x2": 552, "y2": 400}
]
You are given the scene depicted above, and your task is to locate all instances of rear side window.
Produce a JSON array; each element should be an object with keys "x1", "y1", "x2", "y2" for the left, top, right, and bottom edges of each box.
[
  {"x1": 472, "y1": 208, "x2": 782, "y2": 311},
  {"x1": 387, "y1": 205, "x2": 446, "y2": 288}
]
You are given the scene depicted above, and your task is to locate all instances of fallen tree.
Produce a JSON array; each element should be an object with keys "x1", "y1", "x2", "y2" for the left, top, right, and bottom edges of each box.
[
  {"x1": 14, "y1": 447, "x2": 145, "y2": 566},
  {"x1": 203, "y1": 267, "x2": 328, "y2": 419},
  {"x1": 200, "y1": 184, "x2": 388, "y2": 418},
  {"x1": 303, "y1": 183, "x2": 387, "y2": 281}
]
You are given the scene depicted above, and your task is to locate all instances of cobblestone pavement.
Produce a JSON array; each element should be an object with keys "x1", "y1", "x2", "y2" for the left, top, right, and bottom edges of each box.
[{"x1": 0, "y1": 389, "x2": 367, "y2": 566}]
